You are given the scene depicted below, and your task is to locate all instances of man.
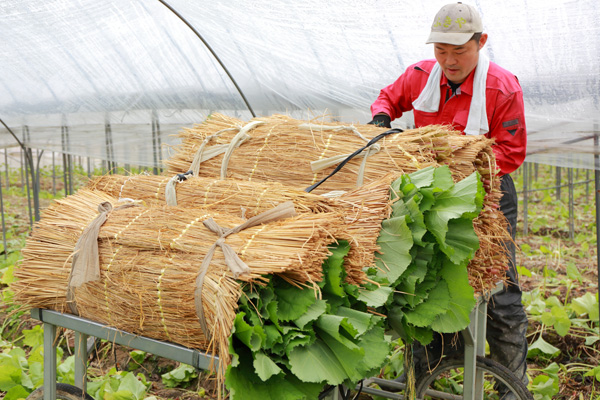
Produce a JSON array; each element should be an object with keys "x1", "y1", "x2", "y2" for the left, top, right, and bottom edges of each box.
[{"x1": 369, "y1": 1, "x2": 529, "y2": 393}]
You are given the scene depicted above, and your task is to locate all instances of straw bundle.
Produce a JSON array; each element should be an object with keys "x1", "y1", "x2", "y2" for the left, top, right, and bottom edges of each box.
[
  {"x1": 88, "y1": 174, "x2": 337, "y2": 218},
  {"x1": 13, "y1": 188, "x2": 345, "y2": 378},
  {"x1": 163, "y1": 113, "x2": 441, "y2": 194},
  {"x1": 163, "y1": 114, "x2": 510, "y2": 293},
  {"x1": 88, "y1": 173, "x2": 398, "y2": 286}
]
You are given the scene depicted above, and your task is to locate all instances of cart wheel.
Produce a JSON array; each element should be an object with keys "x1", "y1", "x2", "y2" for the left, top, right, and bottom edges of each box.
[
  {"x1": 27, "y1": 383, "x2": 94, "y2": 400},
  {"x1": 414, "y1": 355, "x2": 533, "y2": 400}
]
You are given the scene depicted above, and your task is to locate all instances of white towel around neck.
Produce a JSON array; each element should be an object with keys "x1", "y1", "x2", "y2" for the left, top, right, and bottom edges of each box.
[{"x1": 412, "y1": 53, "x2": 490, "y2": 136}]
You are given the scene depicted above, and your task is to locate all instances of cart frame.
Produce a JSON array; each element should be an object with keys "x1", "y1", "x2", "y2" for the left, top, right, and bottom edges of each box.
[{"x1": 31, "y1": 285, "x2": 500, "y2": 400}]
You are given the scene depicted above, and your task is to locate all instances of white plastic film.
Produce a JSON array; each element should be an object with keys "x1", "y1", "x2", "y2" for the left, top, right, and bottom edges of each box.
[{"x1": 1, "y1": 0, "x2": 599, "y2": 169}]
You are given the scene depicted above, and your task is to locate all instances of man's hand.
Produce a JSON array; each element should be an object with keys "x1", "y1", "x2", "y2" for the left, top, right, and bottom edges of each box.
[{"x1": 367, "y1": 113, "x2": 391, "y2": 128}]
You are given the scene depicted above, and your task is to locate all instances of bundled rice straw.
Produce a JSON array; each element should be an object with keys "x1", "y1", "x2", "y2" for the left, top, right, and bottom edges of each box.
[
  {"x1": 164, "y1": 113, "x2": 441, "y2": 193},
  {"x1": 13, "y1": 188, "x2": 345, "y2": 382},
  {"x1": 164, "y1": 114, "x2": 510, "y2": 293},
  {"x1": 88, "y1": 173, "x2": 399, "y2": 286}
]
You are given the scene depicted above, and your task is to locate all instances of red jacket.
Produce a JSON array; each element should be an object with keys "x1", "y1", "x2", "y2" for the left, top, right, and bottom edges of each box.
[{"x1": 371, "y1": 59, "x2": 526, "y2": 175}]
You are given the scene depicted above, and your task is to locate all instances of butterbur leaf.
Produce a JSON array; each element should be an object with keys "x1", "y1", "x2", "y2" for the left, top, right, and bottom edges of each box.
[
  {"x1": 425, "y1": 172, "x2": 483, "y2": 248},
  {"x1": 263, "y1": 325, "x2": 283, "y2": 349},
  {"x1": 288, "y1": 338, "x2": 352, "y2": 384},
  {"x1": 404, "y1": 279, "x2": 450, "y2": 327},
  {"x1": 584, "y1": 366, "x2": 600, "y2": 382},
  {"x1": 571, "y1": 292, "x2": 599, "y2": 320},
  {"x1": 352, "y1": 324, "x2": 391, "y2": 375},
  {"x1": 233, "y1": 312, "x2": 264, "y2": 352},
  {"x1": 403, "y1": 166, "x2": 437, "y2": 189},
  {"x1": 321, "y1": 241, "x2": 350, "y2": 297},
  {"x1": 253, "y1": 352, "x2": 283, "y2": 381},
  {"x1": 317, "y1": 331, "x2": 365, "y2": 382},
  {"x1": 226, "y1": 362, "x2": 323, "y2": 400},
  {"x1": 294, "y1": 300, "x2": 327, "y2": 330},
  {"x1": 438, "y1": 218, "x2": 480, "y2": 264},
  {"x1": 0, "y1": 364, "x2": 21, "y2": 391},
  {"x1": 357, "y1": 285, "x2": 393, "y2": 308},
  {"x1": 333, "y1": 307, "x2": 376, "y2": 337},
  {"x1": 22, "y1": 325, "x2": 44, "y2": 348},
  {"x1": 531, "y1": 374, "x2": 559, "y2": 397},
  {"x1": 119, "y1": 371, "x2": 150, "y2": 396},
  {"x1": 283, "y1": 330, "x2": 314, "y2": 355},
  {"x1": 528, "y1": 336, "x2": 561, "y2": 358},
  {"x1": 266, "y1": 301, "x2": 282, "y2": 330},
  {"x1": 430, "y1": 261, "x2": 475, "y2": 333},
  {"x1": 3, "y1": 385, "x2": 30, "y2": 400},
  {"x1": 375, "y1": 215, "x2": 414, "y2": 283},
  {"x1": 275, "y1": 280, "x2": 317, "y2": 322},
  {"x1": 315, "y1": 315, "x2": 359, "y2": 346}
]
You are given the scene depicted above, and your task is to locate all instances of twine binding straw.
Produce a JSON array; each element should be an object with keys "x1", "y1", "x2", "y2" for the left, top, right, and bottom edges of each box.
[
  {"x1": 195, "y1": 201, "x2": 297, "y2": 340},
  {"x1": 66, "y1": 201, "x2": 138, "y2": 315}
]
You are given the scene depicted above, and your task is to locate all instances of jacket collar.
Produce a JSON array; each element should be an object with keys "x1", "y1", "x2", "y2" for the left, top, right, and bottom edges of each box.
[{"x1": 439, "y1": 66, "x2": 476, "y2": 96}]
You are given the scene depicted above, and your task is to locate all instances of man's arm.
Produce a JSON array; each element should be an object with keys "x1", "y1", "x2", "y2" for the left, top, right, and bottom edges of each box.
[
  {"x1": 487, "y1": 90, "x2": 527, "y2": 175},
  {"x1": 370, "y1": 67, "x2": 418, "y2": 121}
]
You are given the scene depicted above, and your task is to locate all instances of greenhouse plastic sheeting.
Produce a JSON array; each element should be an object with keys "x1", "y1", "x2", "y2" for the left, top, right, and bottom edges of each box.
[{"x1": 1, "y1": 0, "x2": 599, "y2": 169}]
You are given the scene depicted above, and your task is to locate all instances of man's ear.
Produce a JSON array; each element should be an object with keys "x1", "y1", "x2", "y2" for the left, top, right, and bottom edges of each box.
[{"x1": 478, "y1": 33, "x2": 489, "y2": 50}]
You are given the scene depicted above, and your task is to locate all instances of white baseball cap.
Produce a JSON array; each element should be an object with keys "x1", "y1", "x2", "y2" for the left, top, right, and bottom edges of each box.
[{"x1": 426, "y1": 2, "x2": 483, "y2": 45}]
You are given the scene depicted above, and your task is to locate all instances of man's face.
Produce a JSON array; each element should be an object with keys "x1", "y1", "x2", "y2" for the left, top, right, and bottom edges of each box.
[{"x1": 434, "y1": 34, "x2": 488, "y2": 84}]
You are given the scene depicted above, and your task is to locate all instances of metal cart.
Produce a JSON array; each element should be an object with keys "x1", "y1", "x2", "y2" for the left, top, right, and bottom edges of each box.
[{"x1": 31, "y1": 284, "x2": 530, "y2": 400}]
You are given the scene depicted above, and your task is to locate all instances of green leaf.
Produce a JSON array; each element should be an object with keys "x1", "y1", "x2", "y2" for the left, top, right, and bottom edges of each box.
[
  {"x1": 0, "y1": 264, "x2": 16, "y2": 284},
  {"x1": 118, "y1": 372, "x2": 149, "y2": 399},
  {"x1": 430, "y1": 261, "x2": 475, "y2": 333},
  {"x1": 527, "y1": 336, "x2": 560, "y2": 358},
  {"x1": 3, "y1": 384, "x2": 30, "y2": 400},
  {"x1": 352, "y1": 324, "x2": 391, "y2": 376},
  {"x1": 425, "y1": 172, "x2": 483, "y2": 249},
  {"x1": 404, "y1": 279, "x2": 450, "y2": 327},
  {"x1": 584, "y1": 365, "x2": 600, "y2": 382},
  {"x1": 321, "y1": 241, "x2": 350, "y2": 298},
  {"x1": 57, "y1": 356, "x2": 75, "y2": 384},
  {"x1": 288, "y1": 338, "x2": 350, "y2": 384},
  {"x1": 129, "y1": 350, "x2": 146, "y2": 365},
  {"x1": 530, "y1": 374, "x2": 559, "y2": 397},
  {"x1": 315, "y1": 315, "x2": 359, "y2": 347},
  {"x1": 0, "y1": 364, "x2": 21, "y2": 391},
  {"x1": 517, "y1": 265, "x2": 532, "y2": 277},
  {"x1": 400, "y1": 166, "x2": 436, "y2": 189},
  {"x1": 571, "y1": 292, "x2": 599, "y2": 320},
  {"x1": 22, "y1": 325, "x2": 44, "y2": 348},
  {"x1": 232, "y1": 312, "x2": 265, "y2": 352},
  {"x1": 275, "y1": 281, "x2": 317, "y2": 322},
  {"x1": 565, "y1": 262, "x2": 583, "y2": 282},
  {"x1": 334, "y1": 307, "x2": 376, "y2": 337},
  {"x1": 226, "y1": 361, "x2": 323, "y2": 400},
  {"x1": 264, "y1": 325, "x2": 283, "y2": 349},
  {"x1": 294, "y1": 300, "x2": 327, "y2": 330},
  {"x1": 161, "y1": 364, "x2": 197, "y2": 389},
  {"x1": 29, "y1": 362, "x2": 43, "y2": 388},
  {"x1": 357, "y1": 286, "x2": 393, "y2": 308},
  {"x1": 550, "y1": 306, "x2": 571, "y2": 337},
  {"x1": 438, "y1": 218, "x2": 480, "y2": 264},
  {"x1": 317, "y1": 331, "x2": 365, "y2": 382},
  {"x1": 253, "y1": 352, "x2": 282, "y2": 381},
  {"x1": 375, "y1": 215, "x2": 414, "y2": 283}
]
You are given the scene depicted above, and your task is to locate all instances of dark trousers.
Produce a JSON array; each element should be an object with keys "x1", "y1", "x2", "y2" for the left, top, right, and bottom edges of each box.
[{"x1": 412, "y1": 174, "x2": 529, "y2": 385}]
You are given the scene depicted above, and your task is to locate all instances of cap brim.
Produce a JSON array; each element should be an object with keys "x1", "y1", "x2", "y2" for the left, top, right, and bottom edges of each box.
[{"x1": 426, "y1": 31, "x2": 473, "y2": 45}]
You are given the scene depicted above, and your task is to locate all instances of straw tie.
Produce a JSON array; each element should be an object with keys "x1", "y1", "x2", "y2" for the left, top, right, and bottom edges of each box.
[
  {"x1": 66, "y1": 201, "x2": 139, "y2": 315},
  {"x1": 194, "y1": 201, "x2": 297, "y2": 340},
  {"x1": 189, "y1": 121, "x2": 266, "y2": 177},
  {"x1": 165, "y1": 171, "x2": 193, "y2": 206}
]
